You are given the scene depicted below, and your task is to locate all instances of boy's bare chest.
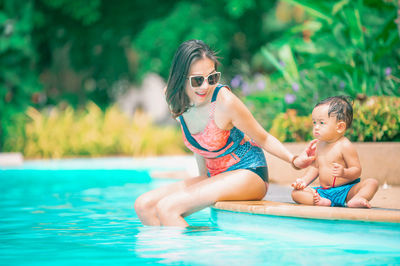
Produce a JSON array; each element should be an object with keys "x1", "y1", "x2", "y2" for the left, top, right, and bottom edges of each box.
[{"x1": 317, "y1": 143, "x2": 344, "y2": 166}]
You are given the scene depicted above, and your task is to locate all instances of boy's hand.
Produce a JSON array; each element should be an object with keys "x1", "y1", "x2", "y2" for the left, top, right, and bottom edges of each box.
[
  {"x1": 291, "y1": 178, "x2": 307, "y2": 190},
  {"x1": 332, "y1": 163, "x2": 345, "y2": 178}
]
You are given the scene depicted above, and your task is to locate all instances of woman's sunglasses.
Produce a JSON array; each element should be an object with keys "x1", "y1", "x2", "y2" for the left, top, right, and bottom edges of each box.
[{"x1": 187, "y1": 72, "x2": 221, "y2": 88}]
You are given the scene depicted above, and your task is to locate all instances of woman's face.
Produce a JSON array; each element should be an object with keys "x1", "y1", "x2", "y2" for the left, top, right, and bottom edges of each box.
[{"x1": 185, "y1": 57, "x2": 218, "y2": 107}]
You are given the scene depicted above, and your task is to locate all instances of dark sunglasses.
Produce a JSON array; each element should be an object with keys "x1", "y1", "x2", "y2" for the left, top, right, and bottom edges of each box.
[{"x1": 187, "y1": 72, "x2": 221, "y2": 88}]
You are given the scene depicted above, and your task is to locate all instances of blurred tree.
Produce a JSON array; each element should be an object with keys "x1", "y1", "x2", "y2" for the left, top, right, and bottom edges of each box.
[
  {"x1": 33, "y1": 0, "x2": 180, "y2": 107},
  {"x1": 0, "y1": 0, "x2": 41, "y2": 149},
  {"x1": 133, "y1": 0, "x2": 278, "y2": 81}
]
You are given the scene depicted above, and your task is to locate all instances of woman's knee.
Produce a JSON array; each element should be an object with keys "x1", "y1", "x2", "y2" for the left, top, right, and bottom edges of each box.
[
  {"x1": 156, "y1": 197, "x2": 180, "y2": 220},
  {"x1": 134, "y1": 194, "x2": 155, "y2": 215}
]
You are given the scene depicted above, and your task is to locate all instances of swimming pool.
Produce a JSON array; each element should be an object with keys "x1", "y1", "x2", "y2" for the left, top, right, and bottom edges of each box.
[{"x1": 1, "y1": 157, "x2": 399, "y2": 265}]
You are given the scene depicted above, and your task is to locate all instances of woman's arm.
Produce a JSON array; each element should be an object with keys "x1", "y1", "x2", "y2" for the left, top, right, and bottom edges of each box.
[
  {"x1": 216, "y1": 87, "x2": 315, "y2": 168},
  {"x1": 194, "y1": 153, "x2": 208, "y2": 176}
]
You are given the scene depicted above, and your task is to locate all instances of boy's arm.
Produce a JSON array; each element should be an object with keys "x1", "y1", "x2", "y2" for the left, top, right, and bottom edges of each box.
[
  {"x1": 292, "y1": 163, "x2": 319, "y2": 189},
  {"x1": 333, "y1": 141, "x2": 362, "y2": 181}
]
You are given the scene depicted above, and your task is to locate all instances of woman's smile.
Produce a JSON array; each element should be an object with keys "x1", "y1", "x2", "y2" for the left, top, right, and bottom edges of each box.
[
  {"x1": 186, "y1": 57, "x2": 217, "y2": 105},
  {"x1": 194, "y1": 90, "x2": 208, "y2": 97}
]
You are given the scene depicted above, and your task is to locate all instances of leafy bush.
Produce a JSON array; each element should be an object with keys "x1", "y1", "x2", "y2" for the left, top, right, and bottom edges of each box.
[
  {"x1": 270, "y1": 96, "x2": 400, "y2": 142},
  {"x1": 3, "y1": 102, "x2": 187, "y2": 158},
  {"x1": 348, "y1": 96, "x2": 400, "y2": 142},
  {"x1": 270, "y1": 109, "x2": 313, "y2": 142},
  {"x1": 246, "y1": 0, "x2": 399, "y2": 126}
]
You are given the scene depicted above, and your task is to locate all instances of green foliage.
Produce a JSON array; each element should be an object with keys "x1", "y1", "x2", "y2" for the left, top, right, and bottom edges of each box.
[
  {"x1": 348, "y1": 96, "x2": 400, "y2": 141},
  {"x1": 0, "y1": 0, "x2": 41, "y2": 148},
  {"x1": 3, "y1": 103, "x2": 187, "y2": 158},
  {"x1": 252, "y1": 0, "x2": 399, "y2": 120},
  {"x1": 270, "y1": 96, "x2": 400, "y2": 142},
  {"x1": 132, "y1": 2, "x2": 233, "y2": 80},
  {"x1": 270, "y1": 109, "x2": 313, "y2": 142},
  {"x1": 39, "y1": 0, "x2": 101, "y2": 25},
  {"x1": 133, "y1": 0, "x2": 278, "y2": 81}
]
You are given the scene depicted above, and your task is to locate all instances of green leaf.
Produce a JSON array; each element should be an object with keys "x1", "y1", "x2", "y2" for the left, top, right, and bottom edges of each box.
[
  {"x1": 332, "y1": 0, "x2": 350, "y2": 15},
  {"x1": 281, "y1": 0, "x2": 333, "y2": 24},
  {"x1": 278, "y1": 45, "x2": 299, "y2": 80},
  {"x1": 261, "y1": 46, "x2": 293, "y2": 83}
]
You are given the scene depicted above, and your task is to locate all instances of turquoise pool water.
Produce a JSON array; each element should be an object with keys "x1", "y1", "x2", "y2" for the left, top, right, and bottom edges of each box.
[{"x1": 1, "y1": 158, "x2": 399, "y2": 265}]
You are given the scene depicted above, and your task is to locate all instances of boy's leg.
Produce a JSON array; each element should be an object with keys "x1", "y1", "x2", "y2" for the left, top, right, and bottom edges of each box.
[
  {"x1": 346, "y1": 178, "x2": 379, "y2": 208},
  {"x1": 291, "y1": 187, "x2": 331, "y2": 206}
]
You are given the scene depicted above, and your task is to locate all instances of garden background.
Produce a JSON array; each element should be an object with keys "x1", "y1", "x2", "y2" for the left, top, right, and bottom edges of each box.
[{"x1": 1, "y1": 0, "x2": 399, "y2": 159}]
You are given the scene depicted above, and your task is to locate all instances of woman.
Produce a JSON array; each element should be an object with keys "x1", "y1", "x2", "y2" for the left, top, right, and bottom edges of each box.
[{"x1": 135, "y1": 40, "x2": 316, "y2": 227}]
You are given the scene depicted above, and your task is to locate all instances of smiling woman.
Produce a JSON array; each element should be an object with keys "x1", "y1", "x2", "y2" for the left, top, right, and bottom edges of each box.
[{"x1": 134, "y1": 39, "x2": 318, "y2": 227}]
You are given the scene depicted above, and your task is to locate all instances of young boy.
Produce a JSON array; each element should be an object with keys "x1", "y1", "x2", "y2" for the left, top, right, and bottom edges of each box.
[{"x1": 291, "y1": 96, "x2": 378, "y2": 208}]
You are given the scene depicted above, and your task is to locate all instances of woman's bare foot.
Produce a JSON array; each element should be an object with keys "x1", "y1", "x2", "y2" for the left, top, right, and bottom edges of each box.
[
  {"x1": 347, "y1": 197, "x2": 371, "y2": 208},
  {"x1": 313, "y1": 190, "x2": 331, "y2": 206}
]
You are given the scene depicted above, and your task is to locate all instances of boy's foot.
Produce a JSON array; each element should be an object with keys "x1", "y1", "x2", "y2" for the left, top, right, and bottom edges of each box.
[
  {"x1": 347, "y1": 197, "x2": 371, "y2": 208},
  {"x1": 313, "y1": 190, "x2": 331, "y2": 206}
]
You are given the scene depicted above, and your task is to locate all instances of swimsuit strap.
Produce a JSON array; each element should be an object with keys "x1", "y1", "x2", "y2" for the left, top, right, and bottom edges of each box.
[
  {"x1": 211, "y1": 84, "x2": 225, "y2": 102},
  {"x1": 208, "y1": 84, "x2": 226, "y2": 119},
  {"x1": 178, "y1": 84, "x2": 236, "y2": 153}
]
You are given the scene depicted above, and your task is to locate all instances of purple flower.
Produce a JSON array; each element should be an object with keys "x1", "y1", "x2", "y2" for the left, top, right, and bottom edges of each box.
[
  {"x1": 285, "y1": 94, "x2": 296, "y2": 104},
  {"x1": 385, "y1": 67, "x2": 392, "y2": 76},
  {"x1": 339, "y1": 81, "x2": 346, "y2": 89},
  {"x1": 279, "y1": 60, "x2": 286, "y2": 67},
  {"x1": 256, "y1": 80, "x2": 266, "y2": 91},
  {"x1": 231, "y1": 75, "x2": 243, "y2": 88},
  {"x1": 292, "y1": 82, "x2": 299, "y2": 92},
  {"x1": 241, "y1": 82, "x2": 250, "y2": 95}
]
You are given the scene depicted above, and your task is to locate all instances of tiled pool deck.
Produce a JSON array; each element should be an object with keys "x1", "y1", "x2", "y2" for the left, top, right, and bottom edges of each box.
[{"x1": 213, "y1": 184, "x2": 400, "y2": 224}]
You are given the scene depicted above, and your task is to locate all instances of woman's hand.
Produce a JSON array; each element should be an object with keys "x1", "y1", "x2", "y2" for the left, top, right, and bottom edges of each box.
[
  {"x1": 291, "y1": 178, "x2": 307, "y2": 190},
  {"x1": 294, "y1": 139, "x2": 318, "y2": 169}
]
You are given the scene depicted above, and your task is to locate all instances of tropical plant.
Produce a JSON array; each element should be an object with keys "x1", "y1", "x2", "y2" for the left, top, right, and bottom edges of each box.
[
  {"x1": 3, "y1": 102, "x2": 186, "y2": 158},
  {"x1": 253, "y1": 0, "x2": 399, "y2": 118}
]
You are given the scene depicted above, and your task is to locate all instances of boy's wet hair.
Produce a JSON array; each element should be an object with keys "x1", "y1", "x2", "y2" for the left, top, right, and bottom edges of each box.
[{"x1": 315, "y1": 95, "x2": 353, "y2": 128}]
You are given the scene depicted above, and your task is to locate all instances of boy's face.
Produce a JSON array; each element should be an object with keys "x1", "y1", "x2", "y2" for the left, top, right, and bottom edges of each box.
[{"x1": 312, "y1": 104, "x2": 345, "y2": 142}]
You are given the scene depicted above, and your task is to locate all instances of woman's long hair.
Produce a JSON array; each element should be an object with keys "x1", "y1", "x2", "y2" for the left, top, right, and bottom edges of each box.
[{"x1": 165, "y1": 40, "x2": 219, "y2": 118}]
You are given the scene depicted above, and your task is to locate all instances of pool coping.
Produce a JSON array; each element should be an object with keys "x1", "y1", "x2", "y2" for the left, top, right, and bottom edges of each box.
[{"x1": 213, "y1": 201, "x2": 400, "y2": 223}]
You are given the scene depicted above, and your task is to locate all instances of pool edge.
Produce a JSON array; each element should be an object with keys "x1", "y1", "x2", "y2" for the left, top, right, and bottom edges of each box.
[{"x1": 213, "y1": 200, "x2": 400, "y2": 223}]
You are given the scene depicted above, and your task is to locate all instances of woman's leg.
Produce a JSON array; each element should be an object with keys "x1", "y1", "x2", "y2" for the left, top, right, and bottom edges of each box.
[
  {"x1": 134, "y1": 175, "x2": 208, "y2": 225},
  {"x1": 155, "y1": 169, "x2": 267, "y2": 227}
]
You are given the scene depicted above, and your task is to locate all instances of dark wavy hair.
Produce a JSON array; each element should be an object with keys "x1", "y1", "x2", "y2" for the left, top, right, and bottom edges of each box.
[
  {"x1": 165, "y1": 40, "x2": 219, "y2": 118},
  {"x1": 315, "y1": 95, "x2": 354, "y2": 128}
]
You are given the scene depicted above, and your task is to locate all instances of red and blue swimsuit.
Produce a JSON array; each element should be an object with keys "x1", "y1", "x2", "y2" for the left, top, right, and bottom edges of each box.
[{"x1": 178, "y1": 85, "x2": 268, "y2": 181}]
